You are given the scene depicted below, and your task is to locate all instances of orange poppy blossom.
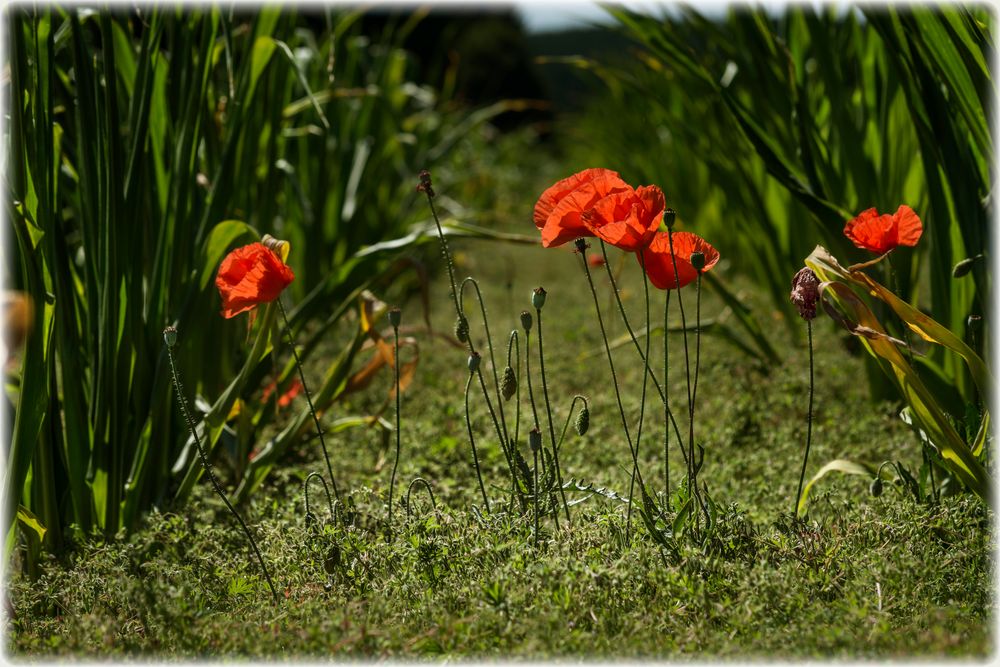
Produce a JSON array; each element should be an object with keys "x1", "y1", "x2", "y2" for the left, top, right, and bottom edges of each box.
[
  {"x1": 843, "y1": 205, "x2": 922, "y2": 255},
  {"x1": 581, "y1": 184, "x2": 666, "y2": 252},
  {"x1": 216, "y1": 242, "x2": 295, "y2": 318},
  {"x1": 639, "y1": 231, "x2": 720, "y2": 290},
  {"x1": 533, "y1": 168, "x2": 630, "y2": 248}
]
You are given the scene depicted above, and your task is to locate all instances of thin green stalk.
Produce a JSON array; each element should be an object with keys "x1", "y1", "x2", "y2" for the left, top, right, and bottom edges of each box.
[
  {"x1": 507, "y1": 330, "x2": 521, "y2": 447},
  {"x1": 533, "y1": 447, "x2": 540, "y2": 548},
  {"x1": 664, "y1": 288, "x2": 672, "y2": 500},
  {"x1": 794, "y1": 320, "x2": 814, "y2": 517},
  {"x1": 464, "y1": 372, "x2": 490, "y2": 509},
  {"x1": 278, "y1": 300, "x2": 340, "y2": 504},
  {"x1": 536, "y1": 305, "x2": 571, "y2": 524},
  {"x1": 691, "y1": 271, "x2": 707, "y2": 524},
  {"x1": 555, "y1": 395, "x2": 589, "y2": 455},
  {"x1": 666, "y1": 229, "x2": 695, "y2": 507},
  {"x1": 165, "y1": 331, "x2": 277, "y2": 602},
  {"x1": 576, "y1": 243, "x2": 645, "y2": 504},
  {"x1": 387, "y1": 321, "x2": 401, "y2": 527},
  {"x1": 523, "y1": 323, "x2": 556, "y2": 527},
  {"x1": 626, "y1": 254, "x2": 652, "y2": 534}
]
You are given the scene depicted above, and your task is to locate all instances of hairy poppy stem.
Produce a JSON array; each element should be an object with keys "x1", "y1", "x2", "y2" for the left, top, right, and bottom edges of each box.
[
  {"x1": 507, "y1": 330, "x2": 521, "y2": 449},
  {"x1": 666, "y1": 229, "x2": 696, "y2": 516},
  {"x1": 533, "y1": 447, "x2": 540, "y2": 547},
  {"x1": 536, "y1": 305, "x2": 572, "y2": 524},
  {"x1": 577, "y1": 245, "x2": 646, "y2": 511},
  {"x1": 794, "y1": 320, "x2": 814, "y2": 517},
  {"x1": 664, "y1": 288, "x2": 671, "y2": 500},
  {"x1": 165, "y1": 332, "x2": 278, "y2": 603},
  {"x1": 692, "y1": 271, "x2": 708, "y2": 526},
  {"x1": 277, "y1": 300, "x2": 341, "y2": 505},
  {"x1": 626, "y1": 255, "x2": 653, "y2": 535},
  {"x1": 464, "y1": 372, "x2": 490, "y2": 509},
  {"x1": 387, "y1": 320, "x2": 402, "y2": 530},
  {"x1": 523, "y1": 327, "x2": 557, "y2": 528},
  {"x1": 425, "y1": 191, "x2": 462, "y2": 318}
]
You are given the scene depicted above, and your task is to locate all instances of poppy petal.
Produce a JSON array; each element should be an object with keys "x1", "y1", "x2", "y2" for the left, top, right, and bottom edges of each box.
[
  {"x1": 893, "y1": 205, "x2": 923, "y2": 247},
  {"x1": 533, "y1": 168, "x2": 626, "y2": 229}
]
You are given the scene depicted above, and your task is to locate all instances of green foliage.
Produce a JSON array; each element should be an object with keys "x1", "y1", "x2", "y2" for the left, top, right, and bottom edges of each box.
[
  {"x1": 569, "y1": 6, "x2": 990, "y2": 388},
  {"x1": 3, "y1": 5, "x2": 500, "y2": 556}
]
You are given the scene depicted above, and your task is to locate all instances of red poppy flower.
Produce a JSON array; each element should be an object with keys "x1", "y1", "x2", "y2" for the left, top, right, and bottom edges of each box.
[
  {"x1": 533, "y1": 168, "x2": 631, "y2": 248},
  {"x1": 261, "y1": 378, "x2": 303, "y2": 408},
  {"x1": 843, "y1": 205, "x2": 922, "y2": 255},
  {"x1": 639, "y1": 231, "x2": 719, "y2": 290},
  {"x1": 582, "y1": 185, "x2": 666, "y2": 252},
  {"x1": 216, "y1": 242, "x2": 295, "y2": 318},
  {"x1": 587, "y1": 254, "x2": 606, "y2": 268}
]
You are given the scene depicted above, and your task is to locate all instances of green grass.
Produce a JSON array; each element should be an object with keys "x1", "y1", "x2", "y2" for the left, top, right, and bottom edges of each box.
[{"x1": 5, "y1": 202, "x2": 992, "y2": 658}]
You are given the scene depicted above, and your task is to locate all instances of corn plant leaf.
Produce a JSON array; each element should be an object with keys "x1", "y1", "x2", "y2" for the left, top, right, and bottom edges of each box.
[{"x1": 797, "y1": 459, "x2": 878, "y2": 516}]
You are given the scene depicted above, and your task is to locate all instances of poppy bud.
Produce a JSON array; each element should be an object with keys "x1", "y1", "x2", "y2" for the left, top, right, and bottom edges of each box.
[
  {"x1": 520, "y1": 310, "x2": 533, "y2": 332},
  {"x1": 529, "y1": 428, "x2": 542, "y2": 452},
  {"x1": 663, "y1": 209, "x2": 676, "y2": 230},
  {"x1": 574, "y1": 238, "x2": 589, "y2": 254},
  {"x1": 163, "y1": 326, "x2": 178, "y2": 348},
  {"x1": 454, "y1": 315, "x2": 469, "y2": 342},
  {"x1": 532, "y1": 287, "x2": 547, "y2": 310},
  {"x1": 690, "y1": 251, "x2": 706, "y2": 272},
  {"x1": 575, "y1": 405, "x2": 590, "y2": 436},
  {"x1": 468, "y1": 351, "x2": 481, "y2": 373},
  {"x1": 869, "y1": 478, "x2": 883, "y2": 497},
  {"x1": 952, "y1": 254, "x2": 982, "y2": 278},
  {"x1": 790, "y1": 267, "x2": 821, "y2": 321},
  {"x1": 388, "y1": 307, "x2": 401, "y2": 329},
  {"x1": 501, "y1": 366, "x2": 517, "y2": 400}
]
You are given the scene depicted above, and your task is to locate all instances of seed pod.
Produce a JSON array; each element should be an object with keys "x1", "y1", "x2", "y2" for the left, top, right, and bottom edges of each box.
[
  {"x1": 163, "y1": 326, "x2": 178, "y2": 348},
  {"x1": 416, "y1": 169, "x2": 435, "y2": 197},
  {"x1": 529, "y1": 428, "x2": 542, "y2": 452},
  {"x1": 467, "y1": 352, "x2": 481, "y2": 373},
  {"x1": 690, "y1": 251, "x2": 706, "y2": 272},
  {"x1": 501, "y1": 366, "x2": 517, "y2": 400},
  {"x1": 574, "y1": 238, "x2": 589, "y2": 253},
  {"x1": 454, "y1": 315, "x2": 469, "y2": 342},
  {"x1": 952, "y1": 254, "x2": 982, "y2": 278},
  {"x1": 520, "y1": 310, "x2": 533, "y2": 332},
  {"x1": 790, "y1": 267, "x2": 820, "y2": 321},
  {"x1": 869, "y1": 478, "x2": 883, "y2": 497},
  {"x1": 663, "y1": 208, "x2": 676, "y2": 230},
  {"x1": 575, "y1": 405, "x2": 590, "y2": 436},
  {"x1": 532, "y1": 287, "x2": 547, "y2": 310},
  {"x1": 388, "y1": 307, "x2": 401, "y2": 329}
]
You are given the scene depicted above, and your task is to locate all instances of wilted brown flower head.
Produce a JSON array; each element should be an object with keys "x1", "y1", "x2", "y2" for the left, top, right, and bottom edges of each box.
[{"x1": 790, "y1": 267, "x2": 820, "y2": 321}]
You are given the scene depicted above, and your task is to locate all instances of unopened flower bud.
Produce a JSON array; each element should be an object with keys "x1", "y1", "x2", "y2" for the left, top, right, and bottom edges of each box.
[
  {"x1": 790, "y1": 267, "x2": 820, "y2": 321},
  {"x1": 163, "y1": 326, "x2": 178, "y2": 348},
  {"x1": 416, "y1": 169, "x2": 435, "y2": 197},
  {"x1": 529, "y1": 428, "x2": 542, "y2": 452},
  {"x1": 520, "y1": 310, "x2": 533, "y2": 332},
  {"x1": 869, "y1": 478, "x2": 883, "y2": 497},
  {"x1": 575, "y1": 405, "x2": 590, "y2": 436},
  {"x1": 663, "y1": 209, "x2": 676, "y2": 230},
  {"x1": 690, "y1": 251, "x2": 706, "y2": 272},
  {"x1": 532, "y1": 287, "x2": 547, "y2": 310},
  {"x1": 574, "y1": 238, "x2": 589, "y2": 254},
  {"x1": 454, "y1": 315, "x2": 469, "y2": 342},
  {"x1": 388, "y1": 307, "x2": 401, "y2": 329},
  {"x1": 952, "y1": 254, "x2": 982, "y2": 278},
  {"x1": 501, "y1": 366, "x2": 517, "y2": 400},
  {"x1": 467, "y1": 352, "x2": 481, "y2": 373}
]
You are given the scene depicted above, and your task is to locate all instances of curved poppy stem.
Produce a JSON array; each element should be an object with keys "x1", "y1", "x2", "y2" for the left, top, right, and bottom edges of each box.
[
  {"x1": 277, "y1": 299, "x2": 341, "y2": 505},
  {"x1": 464, "y1": 372, "x2": 490, "y2": 509},
  {"x1": 536, "y1": 305, "x2": 571, "y2": 524},
  {"x1": 424, "y1": 191, "x2": 462, "y2": 318},
  {"x1": 576, "y1": 243, "x2": 645, "y2": 512},
  {"x1": 626, "y1": 253, "x2": 652, "y2": 535},
  {"x1": 166, "y1": 337, "x2": 278, "y2": 603},
  {"x1": 794, "y1": 320, "x2": 814, "y2": 517},
  {"x1": 554, "y1": 395, "x2": 589, "y2": 456}
]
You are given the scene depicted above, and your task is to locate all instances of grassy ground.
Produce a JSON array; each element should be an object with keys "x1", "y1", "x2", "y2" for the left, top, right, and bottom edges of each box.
[{"x1": 4, "y1": 162, "x2": 994, "y2": 659}]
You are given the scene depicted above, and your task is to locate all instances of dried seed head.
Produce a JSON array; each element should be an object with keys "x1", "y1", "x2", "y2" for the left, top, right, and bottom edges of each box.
[
  {"x1": 520, "y1": 310, "x2": 533, "y2": 332},
  {"x1": 532, "y1": 286, "x2": 547, "y2": 310},
  {"x1": 416, "y1": 169, "x2": 435, "y2": 197},
  {"x1": 467, "y1": 351, "x2": 481, "y2": 373},
  {"x1": 529, "y1": 428, "x2": 542, "y2": 452},
  {"x1": 663, "y1": 208, "x2": 676, "y2": 230},
  {"x1": 454, "y1": 314, "x2": 469, "y2": 342},
  {"x1": 574, "y1": 238, "x2": 589, "y2": 254},
  {"x1": 575, "y1": 405, "x2": 590, "y2": 436},
  {"x1": 501, "y1": 366, "x2": 517, "y2": 400},
  {"x1": 163, "y1": 326, "x2": 178, "y2": 348},
  {"x1": 869, "y1": 478, "x2": 883, "y2": 497},
  {"x1": 690, "y1": 251, "x2": 706, "y2": 272},
  {"x1": 388, "y1": 307, "x2": 402, "y2": 329},
  {"x1": 790, "y1": 267, "x2": 821, "y2": 321}
]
